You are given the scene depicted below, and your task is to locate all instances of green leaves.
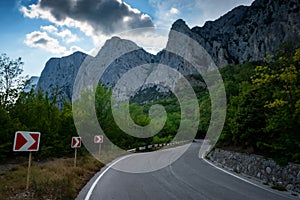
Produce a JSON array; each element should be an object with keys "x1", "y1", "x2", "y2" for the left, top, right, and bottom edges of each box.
[
  {"x1": 0, "y1": 54, "x2": 24, "y2": 109},
  {"x1": 218, "y1": 43, "x2": 300, "y2": 163}
]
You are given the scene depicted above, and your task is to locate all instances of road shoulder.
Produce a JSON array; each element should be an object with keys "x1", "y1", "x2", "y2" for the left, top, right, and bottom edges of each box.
[{"x1": 202, "y1": 156, "x2": 300, "y2": 199}]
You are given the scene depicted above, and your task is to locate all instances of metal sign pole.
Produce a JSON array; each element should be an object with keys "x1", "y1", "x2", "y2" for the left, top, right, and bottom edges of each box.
[
  {"x1": 99, "y1": 143, "x2": 102, "y2": 159},
  {"x1": 74, "y1": 148, "x2": 77, "y2": 167},
  {"x1": 26, "y1": 152, "x2": 32, "y2": 191}
]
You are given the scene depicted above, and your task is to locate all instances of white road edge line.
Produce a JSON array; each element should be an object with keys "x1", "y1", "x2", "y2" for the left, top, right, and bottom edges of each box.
[
  {"x1": 84, "y1": 154, "x2": 134, "y2": 200},
  {"x1": 84, "y1": 144, "x2": 188, "y2": 200},
  {"x1": 85, "y1": 146, "x2": 296, "y2": 200},
  {"x1": 201, "y1": 155, "x2": 296, "y2": 199}
]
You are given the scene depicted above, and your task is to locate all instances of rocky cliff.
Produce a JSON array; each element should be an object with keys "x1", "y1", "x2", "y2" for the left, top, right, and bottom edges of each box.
[
  {"x1": 36, "y1": 0, "x2": 300, "y2": 101},
  {"x1": 36, "y1": 51, "x2": 89, "y2": 101},
  {"x1": 178, "y1": 0, "x2": 300, "y2": 67}
]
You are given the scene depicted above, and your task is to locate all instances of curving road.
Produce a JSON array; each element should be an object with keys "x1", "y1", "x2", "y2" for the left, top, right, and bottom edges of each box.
[{"x1": 77, "y1": 142, "x2": 297, "y2": 200}]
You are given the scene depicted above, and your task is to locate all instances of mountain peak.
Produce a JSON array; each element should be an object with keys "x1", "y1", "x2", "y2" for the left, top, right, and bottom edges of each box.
[
  {"x1": 251, "y1": 0, "x2": 270, "y2": 7},
  {"x1": 104, "y1": 36, "x2": 140, "y2": 48},
  {"x1": 97, "y1": 36, "x2": 141, "y2": 57},
  {"x1": 36, "y1": 0, "x2": 300, "y2": 105},
  {"x1": 72, "y1": 51, "x2": 86, "y2": 56},
  {"x1": 188, "y1": 0, "x2": 300, "y2": 67},
  {"x1": 171, "y1": 19, "x2": 191, "y2": 34}
]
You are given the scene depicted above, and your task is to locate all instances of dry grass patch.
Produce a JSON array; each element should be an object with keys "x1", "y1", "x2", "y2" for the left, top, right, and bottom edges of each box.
[{"x1": 0, "y1": 154, "x2": 104, "y2": 200}]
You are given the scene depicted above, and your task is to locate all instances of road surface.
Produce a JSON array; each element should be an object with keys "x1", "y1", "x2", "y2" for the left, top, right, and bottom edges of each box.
[{"x1": 78, "y1": 142, "x2": 298, "y2": 200}]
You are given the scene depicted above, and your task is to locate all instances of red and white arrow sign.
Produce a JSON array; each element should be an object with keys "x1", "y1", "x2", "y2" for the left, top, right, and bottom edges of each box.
[
  {"x1": 71, "y1": 137, "x2": 81, "y2": 148},
  {"x1": 13, "y1": 131, "x2": 41, "y2": 151},
  {"x1": 94, "y1": 135, "x2": 103, "y2": 144}
]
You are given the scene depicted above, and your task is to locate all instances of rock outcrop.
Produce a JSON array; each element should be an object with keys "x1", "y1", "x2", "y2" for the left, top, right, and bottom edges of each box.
[
  {"x1": 183, "y1": 0, "x2": 300, "y2": 67},
  {"x1": 36, "y1": 0, "x2": 300, "y2": 101},
  {"x1": 36, "y1": 51, "x2": 89, "y2": 101}
]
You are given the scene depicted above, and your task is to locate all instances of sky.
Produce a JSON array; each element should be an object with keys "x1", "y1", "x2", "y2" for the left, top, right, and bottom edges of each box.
[{"x1": 0, "y1": 0, "x2": 254, "y2": 77}]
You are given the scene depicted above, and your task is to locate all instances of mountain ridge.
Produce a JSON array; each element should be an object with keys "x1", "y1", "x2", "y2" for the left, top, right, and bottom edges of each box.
[
  {"x1": 36, "y1": 51, "x2": 89, "y2": 102},
  {"x1": 35, "y1": 0, "x2": 300, "y2": 102},
  {"x1": 189, "y1": 0, "x2": 300, "y2": 67}
]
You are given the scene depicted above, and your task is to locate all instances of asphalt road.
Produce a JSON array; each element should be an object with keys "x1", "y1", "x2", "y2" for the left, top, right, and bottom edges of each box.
[{"x1": 78, "y1": 142, "x2": 298, "y2": 200}]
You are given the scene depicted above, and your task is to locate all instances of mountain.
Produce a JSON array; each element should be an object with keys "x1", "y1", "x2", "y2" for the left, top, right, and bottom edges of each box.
[
  {"x1": 24, "y1": 76, "x2": 39, "y2": 93},
  {"x1": 173, "y1": 0, "x2": 300, "y2": 67},
  {"x1": 36, "y1": 51, "x2": 89, "y2": 102},
  {"x1": 36, "y1": 0, "x2": 300, "y2": 102},
  {"x1": 72, "y1": 37, "x2": 156, "y2": 102},
  {"x1": 99, "y1": 37, "x2": 155, "y2": 88}
]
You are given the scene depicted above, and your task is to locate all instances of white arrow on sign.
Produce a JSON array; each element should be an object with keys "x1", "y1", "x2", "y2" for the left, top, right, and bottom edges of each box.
[
  {"x1": 13, "y1": 132, "x2": 41, "y2": 151},
  {"x1": 94, "y1": 135, "x2": 103, "y2": 144},
  {"x1": 71, "y1": 137, "x2": 81, "y2": 148}
]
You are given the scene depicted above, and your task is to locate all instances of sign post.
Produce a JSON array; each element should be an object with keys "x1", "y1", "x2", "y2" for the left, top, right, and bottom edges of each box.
[
  {"x1": 74, "y1": 148, "x2": 77, "y2": 168},
  {"x1": 94, "y1": 135, "x2": 103, "y2": 158},
  {"x1": 13, "y1": 131, "x2": 41, "y2": 191},
  {"x1": 26, "y1": 152, "x2": 32, "y2": 191},
  {"x1": 71, "y1": 137, "x2": 81, "y2": 167}
]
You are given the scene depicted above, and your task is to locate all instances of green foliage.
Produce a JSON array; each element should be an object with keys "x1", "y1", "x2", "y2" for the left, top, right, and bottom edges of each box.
[
  {"x1": 198, "y1": 95, "x2": 211, "y2": 138},
  {"x1": 0, "y1": 104, "x2": 24, "y2": 160},
  {"x1": 218, "y1": 43, "x2": 300, "y2": 164},
  {"x1": 0, "y1": 54, "x2": 82, "y2": 161},
  {"x1": 1, "y1": 44, "x2": 299, "y2": 165},
  {"x1": 93, "y1": 84, "x2": 181, "y2": 149},
  {"x1": 0, "y1": 54, "x2": 24, "y2": 109},
  {"x1": 0, "y1": 88, "x2": 77, "y2": 160}
]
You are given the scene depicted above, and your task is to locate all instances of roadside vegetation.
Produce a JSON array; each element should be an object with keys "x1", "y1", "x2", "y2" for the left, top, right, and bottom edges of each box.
[
  {"x1": 0, "y1": 53, "x2": 104, "y2": 199},
  {"x1": 90, "y1": 40, "x2": 300, "y2": 165},
  {"x1": 0, "y1": 154, "x2": 103, "y2": 199},
  {"x1": 217, "y1": 42, "x2": 300, "y2": 165},
  {"x1": 0, "y1": 41, "x2": 299, "y2": 198}
]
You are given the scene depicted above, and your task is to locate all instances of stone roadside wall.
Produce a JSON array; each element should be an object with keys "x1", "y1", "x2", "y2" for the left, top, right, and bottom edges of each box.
[{"x1": 207, "y1": 148, "x2": 300, "y2": 193}]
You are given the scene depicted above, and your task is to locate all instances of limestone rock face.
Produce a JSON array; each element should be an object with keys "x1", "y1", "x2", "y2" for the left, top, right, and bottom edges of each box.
[
  {"x1": 36, "y1": 0, "x2": 300, "y2": 101},
  {"x1": 36, "y1": 51, "x2": 89, "y2": 101},
  {"x1": 188, "y1": 0, "x2": 300, "y2": 67}
]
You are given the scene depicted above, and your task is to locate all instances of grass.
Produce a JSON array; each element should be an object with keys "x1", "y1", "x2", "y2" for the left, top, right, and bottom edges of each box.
[
  {"x1": 262, "y1": 181, "x2": 269, "y2": 185},
  {"x1": 0, "y1": 154, "x2": 104, "y2": 200},
  {"x1": 233, "y1": 168, "x2": 241, "y2": 174},
  {"x1": 271, "y1": 184, "x2": 287, "y2": 192}
]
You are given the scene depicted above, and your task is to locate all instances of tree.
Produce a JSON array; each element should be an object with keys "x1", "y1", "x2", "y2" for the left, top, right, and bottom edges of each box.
[
  {"x1": 250, "y1": 47, "x2": 300, "y2": 163},
  {"x1": 0, "y1": 54, "x2": 24, "y2": 109},
  {"x1": 217, "y1": 43, "x2": 300, "y2": 164}
]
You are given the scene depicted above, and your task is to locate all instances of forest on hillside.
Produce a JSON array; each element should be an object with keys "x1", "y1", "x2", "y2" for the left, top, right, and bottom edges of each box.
[
  {"x1": 218, "y1": 42, "x2": 300, "y2": 164},
  {"x1": 0, "y1": 41, "x2": 299, "y2": 164}
]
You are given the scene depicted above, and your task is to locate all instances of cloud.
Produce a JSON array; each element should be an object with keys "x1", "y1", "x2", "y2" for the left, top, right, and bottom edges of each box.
[
  {"x1": 41, "y1": 25, "x2": 79, "y2": 43},
  {"x1": 115, "y1": 27, "x2": 169, "y2": 54},
  {"x1": 20, "y1": 0, "x2": 154, "y2": 40},
  {"x1": 40, "y1": 25, "x2": 58, "y2": 33},
  {"x1": 149, "y1": 0, "x2": 254, "y2": 28},
  {"x1": 170, "y1": 8, "x2": 179, "y2": 15},
  {"x1": 33, "y1": 38, "x2": 48, "y2": 45},
  {"x1": 148, "y1": 0, "x2": 195, "y2": 28},
  {"x1": 24, "y1": 31, "x2": 67, "y2": 54},
  {"x1": 24, "y1": 30, "x2": 87, "y2": 55},
  {"x1": 192, "y1": 0, "x2": 254, "y2": 26}
]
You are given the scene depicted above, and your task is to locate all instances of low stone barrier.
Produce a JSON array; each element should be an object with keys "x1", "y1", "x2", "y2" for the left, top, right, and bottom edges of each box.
[{"x1": 207, "y1": 148, "x2": 300, "y2": 193}]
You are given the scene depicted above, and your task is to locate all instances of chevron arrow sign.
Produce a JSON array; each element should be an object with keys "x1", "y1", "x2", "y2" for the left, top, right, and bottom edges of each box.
[
  {"x1": 71, "y1": 137, "x2": 82, "y2": 148},
  {"x1": 13, "y1": 131, "x2": 41, "y2": 151}
]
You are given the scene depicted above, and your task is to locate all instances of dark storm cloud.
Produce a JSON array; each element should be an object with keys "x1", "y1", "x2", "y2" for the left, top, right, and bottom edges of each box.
[
  {"x1": 38, "y1": 0, "x2": 154, "y2": 34},
  {"x1": 33, "y1": 38, "x2": 48, "y2": 45},
  {"x1": 31, "y1": 32, "x2": 42, "y2": 38}
]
